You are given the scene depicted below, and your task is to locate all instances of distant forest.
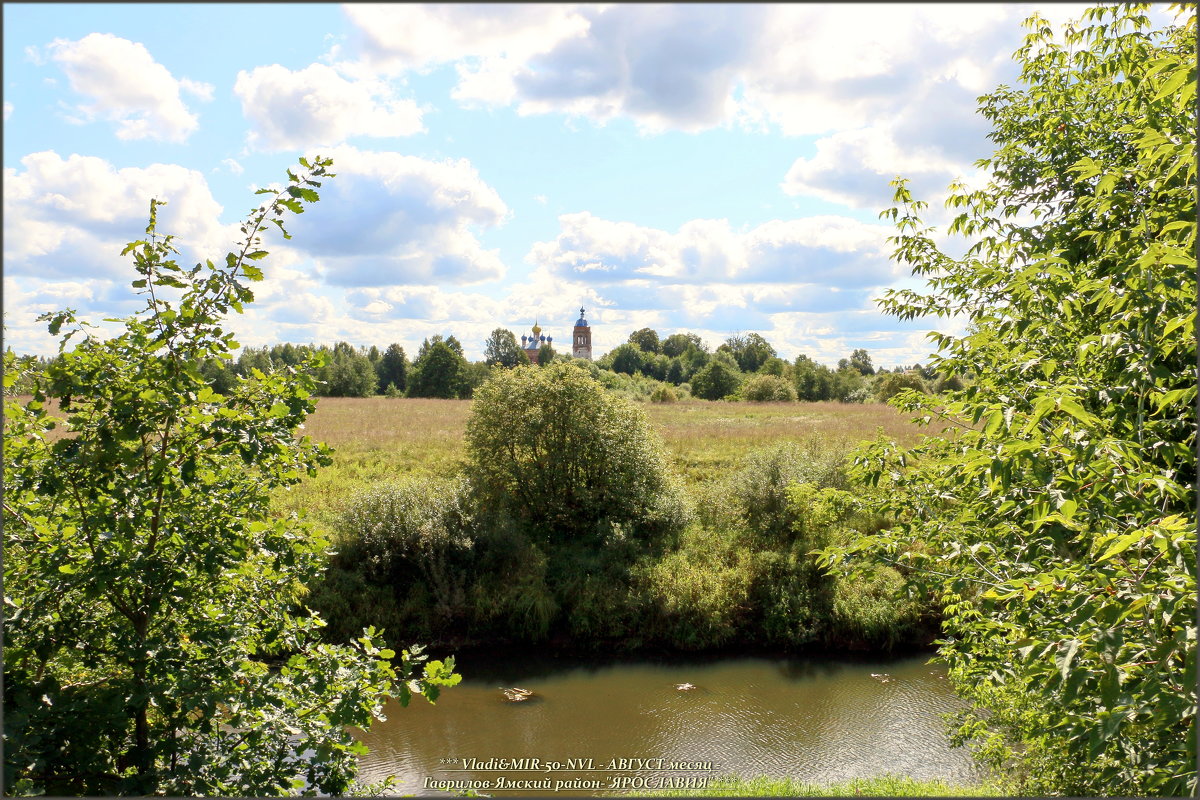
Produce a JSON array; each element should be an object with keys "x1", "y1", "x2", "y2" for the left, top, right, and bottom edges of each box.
[{"x1": 7, "y1": 327, "x2": 966, "y2": 403}]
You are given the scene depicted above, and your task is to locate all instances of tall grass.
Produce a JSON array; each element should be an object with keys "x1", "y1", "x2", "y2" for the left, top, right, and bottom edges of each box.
[{"x1": 275, "y1": 397, "x2": 924, "y2": 523}]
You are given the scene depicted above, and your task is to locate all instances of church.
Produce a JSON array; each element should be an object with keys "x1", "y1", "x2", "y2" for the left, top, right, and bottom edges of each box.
[{"x1": 521, "y1": 307, "x2": 592, "y2": 365}]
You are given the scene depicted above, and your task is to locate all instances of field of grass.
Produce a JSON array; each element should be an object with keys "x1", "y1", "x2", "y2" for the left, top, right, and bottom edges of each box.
[{"x1": 277, "y1": 396, "x2": 927, "y2": 526}]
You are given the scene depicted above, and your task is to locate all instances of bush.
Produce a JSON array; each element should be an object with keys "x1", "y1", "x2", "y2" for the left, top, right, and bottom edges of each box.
[
  {"x1": 703, "y1": 441, "x2": 850, "y2": 544},
  {"x1": 466, "y1": 363, "x2": 689, "y2": 549},
  {"x1": 741, "y1": 374, "x2": 797, "y2": 402},
  {"x1": 690, "y1": 360, "x2": 742, "y2": 400},
  {"x1": 650, "y1": 384, "x2": 678, "y2": 403},
  {"x1": 872, "y1": 371, "x2": 927, "y2": 402}
]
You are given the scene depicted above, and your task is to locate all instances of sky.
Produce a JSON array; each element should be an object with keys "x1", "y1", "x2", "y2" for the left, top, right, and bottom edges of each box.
[{"x1": 2, "y1": 3, "x2": 1181, "y2": 366}]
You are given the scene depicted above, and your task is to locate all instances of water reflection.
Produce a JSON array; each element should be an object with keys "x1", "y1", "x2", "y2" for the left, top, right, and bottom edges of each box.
[{"x1": 355, "y1": 652, "x2": 979, "y2": 795}]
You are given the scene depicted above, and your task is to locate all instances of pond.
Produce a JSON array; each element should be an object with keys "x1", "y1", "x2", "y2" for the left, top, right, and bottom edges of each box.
[{"x1": 355, "y1": 650, "x2": 980, "y2": 795}]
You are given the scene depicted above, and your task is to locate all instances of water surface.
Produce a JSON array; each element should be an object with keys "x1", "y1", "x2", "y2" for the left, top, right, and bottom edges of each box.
[{"x1": 356, "y1": 651, "x2": 978, "y2": 795}]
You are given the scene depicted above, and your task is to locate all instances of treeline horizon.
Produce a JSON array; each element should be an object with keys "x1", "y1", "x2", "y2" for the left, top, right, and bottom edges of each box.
[{"x1": 5, "y1": 325, "x2": 966, "y2": 403}]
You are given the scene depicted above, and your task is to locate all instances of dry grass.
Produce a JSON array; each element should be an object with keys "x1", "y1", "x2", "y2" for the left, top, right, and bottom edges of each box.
[
  {"x1": 6, "y1": 393, "x2": 932, "y2": 525},
  {"x1": 280, "y1": 396, "x2": 928, "y2": 523}
]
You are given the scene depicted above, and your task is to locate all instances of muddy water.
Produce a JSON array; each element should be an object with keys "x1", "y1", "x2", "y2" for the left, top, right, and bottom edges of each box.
[{"x1": 355, "y1": 651, "x2": 979, "y2": 795}]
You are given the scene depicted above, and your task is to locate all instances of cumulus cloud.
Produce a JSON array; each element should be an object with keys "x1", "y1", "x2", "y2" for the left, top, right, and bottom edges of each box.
[
  {"x1": 233, "y1": 63, "x2": 424, "y2": 152},
  {"x1": 3, "y1": 151, "x2": 229, "y2": 280},
  {"x1": 283, "y1": 146, "x2": 509, "y2": 286},
  {"x1": 340, "y1": 3, "x2": 591, "y2": 74},
  {"x1": 45, "y1": 33, "x2": 212, "y2": 142},
  {"x1": 529, "y1": 212, "x2": 895, "y2": 288}
]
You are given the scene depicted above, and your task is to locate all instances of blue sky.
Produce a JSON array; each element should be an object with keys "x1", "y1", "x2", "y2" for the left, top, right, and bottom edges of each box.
[{"x1": 3, "y1": 3, "x2": 1180, "y2": 365}]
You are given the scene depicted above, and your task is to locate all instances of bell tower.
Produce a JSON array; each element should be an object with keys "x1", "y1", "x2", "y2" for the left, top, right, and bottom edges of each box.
[{"x1": 572, "y1": 307, "x2": 592, "y2": 360}]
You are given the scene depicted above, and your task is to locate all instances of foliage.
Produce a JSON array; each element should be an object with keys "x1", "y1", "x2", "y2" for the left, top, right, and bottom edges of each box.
[
  {"x1": 377, "y1": 343, "x2": 409, "y2": 392},
  {"x1": 649, "y1": 384, "x2": 679, "y2": 403},
  {"x1": 837, "y1": 347, "x2": 874, "y2": 376},
  {"x1": 824, "y1": 5, "x2": 1196, "y2": 795},
  {"x1": 483, "y1": 328, "x2": 526, "y2": 368},
  {"x1": 2, "y1": 158, "x2": 459, "y2": 796},
  {"x1": 465, "y1": 363, "x2": 689, "y2": 548},
  {"x1": 871, "y1": 371, "x2": 927, "y2": 402},
  {"x1": 740, "y1": 374, "x2": 797, "y2": 402},
  {"x1": 689, "y1": 359, "x2": 742, "y2": 400},
  {"x1": 627, "y1": 327, "x2": 662, "y2": 353},
  {"x1": 646, "y1": 773, "x2": 1000, "y2": 797},
  {"x1": 608, "y1": 342, "x2": 646, "y2": 375},
  {"x1": 661, "y1": 331, "x2": 705, "y2": 358},
  {"x1": 536, "y1": 341, "x2": 555, "y2": 367},
  {"x1": 718, "y1": 332, "x2": 776, "y2": 373},
  {"x1": 408, "y1": 340, "x2": 469, "y2": 398}
]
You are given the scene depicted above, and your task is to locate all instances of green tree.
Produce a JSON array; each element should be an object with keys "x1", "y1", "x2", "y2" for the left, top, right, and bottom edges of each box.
[
  {"x1": 719, "y1": 332, "x2": 776, "y2": 373},
  {"x1": 465, "y1": 363, "x2": 688, "y2": 548},
  {"x1": 323, "y1": 342, "x2": 378, "y2": 397},
  {"x1": 825, "y1": 6, "x2": 1195, "y2": 795},
  {"x1": 627, "y1": 327, "x2": 661, "y2": 354},
  {"x1": 2, "y1": 158, "x2": 458, "y2": 796},
  {"x1": 408, "y1": 340, "x2": 468, "y2": 398},
  {"x1": 690, "y1": 360, "x2": 742, "y2": 400},
  {"x1": 483, "y1": 328, "x2": 527, "y2": 368},
  {"x1": 837, "y1": 348, "x2": 874, "y2": 376},
  {"x1": 661, "y1": 332, "x2": 705, "y2": 358},
  {"x1": 377, "y1": 342, "x2": 409, "y2": 393},
  {"x1": 608, "y1": 342, "x2": 644, "y2": 375},
  {"x1": 536, "y1": 341, "x2": 555, "y2": 367}
]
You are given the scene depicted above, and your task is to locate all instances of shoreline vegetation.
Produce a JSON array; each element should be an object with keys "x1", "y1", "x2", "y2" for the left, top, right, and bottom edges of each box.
[{"x1": 643, "y1": 774, "x2": 1002, "y2": 797}]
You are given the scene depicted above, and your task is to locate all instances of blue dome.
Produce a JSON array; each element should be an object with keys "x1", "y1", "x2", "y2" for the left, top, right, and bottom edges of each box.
[{"x1": 575, "y1": 306, "x2": 589, "y2": 327}]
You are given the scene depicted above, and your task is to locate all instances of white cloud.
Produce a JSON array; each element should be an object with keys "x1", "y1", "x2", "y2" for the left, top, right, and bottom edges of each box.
[
  {"x1": 341, "y1": 3, "x2": 592, "y2": 74},
  {"x1": 529, "y1": 212, "x2": 895, "y2": 288},
  {"x1": 3, "y1": 102, "x2": 12, "y2": 121},
  {"x1": 3, "y1": 151, "x2": 229, "y2": 280},
  {"x1": 220, "y1": 158, "x2": 244, "y2": 175},
  {"x1": 284, "y1": 145, "x2": 509, "y2": 286},
  {"x1": 45, "y1": 33, "x2": 211, "y2": 142},
  {"x1": 233, "y1": 62, "x2": 424, "y2": 152}
]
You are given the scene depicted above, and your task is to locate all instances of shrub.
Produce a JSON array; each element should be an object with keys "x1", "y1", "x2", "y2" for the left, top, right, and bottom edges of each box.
[
  {"x1": 741, "y1": 374, "x2": 797, "y2": 402},
  {"x1": 466, "y1": 363, "x2": 689, "y2": 549},
  {"x1": 872, "y1": 371, "x2": 927, "y2": 402},
  {"x1": 330, "y1": 476, "x2": 475, "y2": 625},
  {"x1": 650, "y1": 384, "x2": 678, "y2": 403},
  {"x1": 690, "y1": 360, "x2": 741, "y2": 400}
]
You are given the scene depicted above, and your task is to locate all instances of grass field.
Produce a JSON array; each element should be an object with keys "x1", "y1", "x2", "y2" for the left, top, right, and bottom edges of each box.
[{"x1": 278, "y1": 396, "x2": 927, "y2": 526}]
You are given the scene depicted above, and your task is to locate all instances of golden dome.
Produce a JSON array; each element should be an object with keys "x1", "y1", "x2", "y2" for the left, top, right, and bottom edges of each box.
[{"x1": 531, "y1": 319, "x2": 541, "y2": 337}]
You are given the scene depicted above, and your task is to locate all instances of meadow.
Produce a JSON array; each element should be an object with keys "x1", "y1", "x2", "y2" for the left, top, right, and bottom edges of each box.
[{"x1": 276, "y1": 396, "x2": 926, "y2": 526}]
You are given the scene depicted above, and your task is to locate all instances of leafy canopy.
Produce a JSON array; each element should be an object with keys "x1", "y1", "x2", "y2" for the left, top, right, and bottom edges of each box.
[
  {"x1": 3, "y1": 157, "x2": 459, "y2": 796},
  {"x1": 823, "y1": 5, "x2": 1195, "y2": 795}
]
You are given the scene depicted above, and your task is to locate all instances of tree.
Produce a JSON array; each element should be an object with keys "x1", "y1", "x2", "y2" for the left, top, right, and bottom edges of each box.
[
  {"x1": 719, "y1": 332, "x2": 776, "y2": 373},
  {"x1": 465, "y1": 363, "x2": 687, "y2": 547},
  {"x1": 840, "y1": 348, "x2": 874, "y2": 376},
  {"x1": 323, "y1": 342, "x2": 378, "y2": 397},
  {"x1": 377, "y1": 343, "x2": 409, "y2": 393},
  {"x1": 824, "y1": 6, "x2": 1195, "y2": 795},
  {"x1": 689, "y1": 360, "x2": 742, "y2": 400},
  {"x1": 627, "y1": 327, "x2": 661, "y2": 354},
  {"x1": 536, "y1": 342, "x2": 555, "y2": 368},
  {"x1": 2, "y1": 158, "x2": 459, "y2": 796},
  {"x1": 483, "y1": 328, "x2": 526, "y2": 368},
  {"x1": 661, "y1": 332, "x2": 705, "y2": 358},
  {"x1": 608, "y1": 342, "x2": 644, "y2": 375},
  {"x1": 408, "y1": 340, "x2": 468, "y2": 398}
]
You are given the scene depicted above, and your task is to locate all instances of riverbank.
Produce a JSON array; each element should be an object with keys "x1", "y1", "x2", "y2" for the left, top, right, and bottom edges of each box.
[{"x1": 644, "y1": 774, "x2": 1001, "y2": 796}]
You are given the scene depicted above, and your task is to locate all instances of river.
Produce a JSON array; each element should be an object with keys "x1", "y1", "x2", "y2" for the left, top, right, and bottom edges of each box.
[{"x1": 354, "y1": 650, "x2": 979, "y2": 795}]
